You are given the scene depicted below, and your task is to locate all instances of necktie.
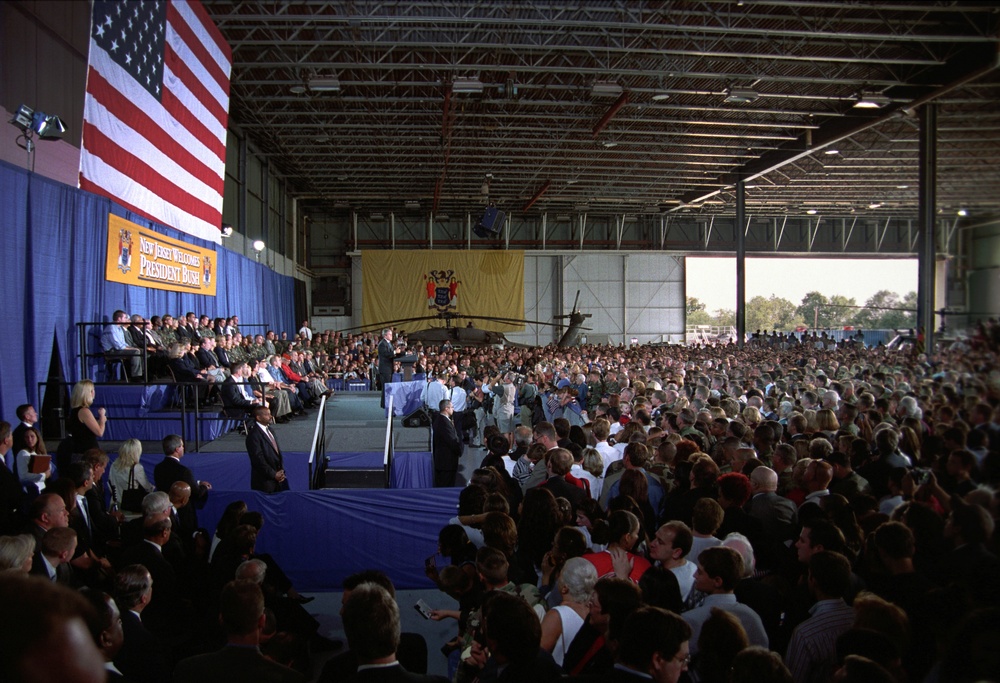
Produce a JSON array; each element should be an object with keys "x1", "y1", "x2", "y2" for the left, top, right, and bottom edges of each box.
[
  {"x1": 79, "y1": 496, "x2": 92, "y2": 533},
  {"x1": 263, "y1": 427, "x2": 278, "y2": 452}
]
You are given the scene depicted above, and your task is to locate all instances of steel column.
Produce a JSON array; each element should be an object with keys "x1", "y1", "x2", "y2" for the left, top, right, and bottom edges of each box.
[
  {"x1": 918, "y1": 104, "x2": 937, "y2": 351},
  {"x1": 736, "y1": 179, "x2": 746, "y2": 347}
]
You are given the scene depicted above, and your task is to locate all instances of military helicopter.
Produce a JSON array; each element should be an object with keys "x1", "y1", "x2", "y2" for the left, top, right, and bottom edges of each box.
[{"x1": 340, "y1": 296, "x2": 592, "y2": 349}]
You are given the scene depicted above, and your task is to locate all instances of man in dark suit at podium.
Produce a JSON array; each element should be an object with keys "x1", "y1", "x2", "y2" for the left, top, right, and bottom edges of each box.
[
  {"x1": 378, "y1": 328, "x2": 403, "y2": 409},
  {"x1": 246, "y1": 405, "x2": 289, "y2": 493},
  {"x1": 432, "y1": 399, "x2": 462, "y2": 488}
]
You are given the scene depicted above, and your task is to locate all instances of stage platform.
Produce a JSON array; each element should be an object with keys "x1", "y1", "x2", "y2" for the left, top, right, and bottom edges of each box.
[{"x1": 76, "y1": 391, "x2": 494, "y2": 590}]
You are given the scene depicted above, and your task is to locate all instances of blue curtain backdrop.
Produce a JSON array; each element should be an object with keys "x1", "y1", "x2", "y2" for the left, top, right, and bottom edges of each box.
[{"x1": 0, "y1": 159, "x2": 297, "y2": 419}]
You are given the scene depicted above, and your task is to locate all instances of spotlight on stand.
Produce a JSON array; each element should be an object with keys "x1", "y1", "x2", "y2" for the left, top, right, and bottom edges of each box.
[
  {"x1": 221, "y1": 223, "x2": 234, "y2": 237},
  {"x1": 9, "y1": 103, "x2": 66, "y2": 170},
  {"x1": 252, "y1": 239, "x2": 265, "y2": 261}
]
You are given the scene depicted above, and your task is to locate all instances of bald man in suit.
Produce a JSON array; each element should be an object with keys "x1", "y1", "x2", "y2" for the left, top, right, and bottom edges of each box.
[{"x1": 246, "y1": 405, "x2": 289, "y2": 493}]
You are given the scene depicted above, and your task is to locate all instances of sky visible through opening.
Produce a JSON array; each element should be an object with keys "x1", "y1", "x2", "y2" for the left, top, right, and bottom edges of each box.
[{"x1": 686, "y1": 257, "x2": 919, "y2": 316}]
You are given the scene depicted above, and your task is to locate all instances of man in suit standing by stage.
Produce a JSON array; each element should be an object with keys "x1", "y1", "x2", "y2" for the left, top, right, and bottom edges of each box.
[
  {"x1": 432, "y1": 399, "x2": 462, "y2": 488},
  {"x1": 378, "y1": 328, "x2": 402, "y2": 409},
  {"x1": 246, "y1": 405, "x2": 289, "y2": 493}
]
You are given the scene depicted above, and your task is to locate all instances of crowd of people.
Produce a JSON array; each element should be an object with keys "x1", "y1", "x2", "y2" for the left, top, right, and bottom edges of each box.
[
  {"x1": 2, "y1": 312, "x2": 999, "y2": 682},
  {"x1": 410, "y1": 317, "x2": 1000, "y2": 683}
]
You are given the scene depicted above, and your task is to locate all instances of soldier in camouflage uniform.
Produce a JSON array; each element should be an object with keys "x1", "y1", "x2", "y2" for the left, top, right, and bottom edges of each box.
[
  {"x1": 603, "y1": 369, "x2": 621, "y2": 401},
  {"x1": 586, "y1": 369, "x2": 604, "y2": 415},
  {"x1": 228, "y1": 335, "x2": 247, "y2": 365}
]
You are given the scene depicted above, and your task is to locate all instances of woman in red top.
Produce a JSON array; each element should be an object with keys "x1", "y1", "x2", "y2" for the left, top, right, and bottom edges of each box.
[{"x1": 582, "y1": 510, "x2": 651, "y2": 583}]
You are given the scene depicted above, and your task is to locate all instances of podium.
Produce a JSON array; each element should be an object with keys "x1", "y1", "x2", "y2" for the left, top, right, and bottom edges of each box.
[{"x1": 398, "y1": 354, "x2": 419, "y2": 381}]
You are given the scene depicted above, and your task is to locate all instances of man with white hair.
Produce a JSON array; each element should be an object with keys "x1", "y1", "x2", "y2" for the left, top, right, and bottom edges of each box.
[
  {"x1": 747, "y1": 467, "x2": 798, "y2": 544},
  {"x1": 820, "y1": 390, "x2": 840, "y2": 411}
]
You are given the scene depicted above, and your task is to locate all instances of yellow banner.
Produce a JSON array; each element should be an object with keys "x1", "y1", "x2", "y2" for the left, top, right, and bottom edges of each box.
[
  {"x1": 105, "y1": 215, "x2": 218, "y2": 296},
  {"x1": 361, "y1": 250, "x2": 524, "y2": 332}
]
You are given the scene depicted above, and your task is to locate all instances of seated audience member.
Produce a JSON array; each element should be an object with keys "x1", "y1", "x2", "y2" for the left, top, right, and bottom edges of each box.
[
  {"x1": 29, "y1": 526, "x2": 78, "y2": 585},
  {"x1": 0, "y1": 572, "x2": 107, "y2": 683},
  {"x1": 172, "y1": 580, "x2": 305, "y2": 683},
  {"x1": 338, "y1": 581, "x2": 447, "y2": 682},
  {"x1": 114, "y1": 564, "x2": 169, "y2": 683},
  {"x1": 79, "y1": 588, "x2": 126, "y2": 681},
  {"x1": 102, "y1": 309, "x2": 144, "y2": 379},
  {"x1": 0, "y1": 533, "x2": 35, "y2": 573}
]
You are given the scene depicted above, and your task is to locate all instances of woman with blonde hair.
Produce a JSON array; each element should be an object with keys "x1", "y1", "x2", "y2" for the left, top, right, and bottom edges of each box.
[
  {"x1": 0, "y1": 535, "x2": 36, "y2": 573},
  {"x1": 815, "y1": 408, "x2": 840, "y2": 438},
  {"x1": 109, "y1": 438, "x2": 153, "y2": 518},
  {"x1": 57, "y1": 379, "x2": 106, "y2": 472}
]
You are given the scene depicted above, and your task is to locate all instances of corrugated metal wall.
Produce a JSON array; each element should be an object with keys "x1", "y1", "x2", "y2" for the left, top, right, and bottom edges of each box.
[{"x1": 350, "y1": 252, "x2": 685, "y2": 346}]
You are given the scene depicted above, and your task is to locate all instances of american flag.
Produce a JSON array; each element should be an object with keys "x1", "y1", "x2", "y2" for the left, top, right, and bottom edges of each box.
[{"x1": 80, "y1": 0, "x2": 231, "y2": 244}]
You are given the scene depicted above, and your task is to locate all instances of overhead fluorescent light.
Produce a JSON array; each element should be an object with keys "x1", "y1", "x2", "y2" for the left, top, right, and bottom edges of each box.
[
  {"x1": 724, "y1": 88, "x2": 758, "y2": 104},
  {"x1": 308, "y1": 76, "x2": 341, "y2": 92},
  {"x1": 602, "y1": 141, "x2": 618, "y2": 148},
  {"x1": 806, "y1": 209, "x2": 818, "y2": 215},
  {"x1": 868, "y1": 202, "x2": 882, "y2": 209},
  {"x1": 651, "y1": 92, "x2": 670, "y2": 101},
  {"x1": 591, "y1": 81, "x2": 623, "y2": 97},
  {"x1": 452, "y1": 77, "x2": 484, "y2": 93},
  {"x1": 823, "y1": 148, "x2": 839, "y2": 155},
  {"x1": 854, "y1": 91, "x2": 890, "y2": 109}
]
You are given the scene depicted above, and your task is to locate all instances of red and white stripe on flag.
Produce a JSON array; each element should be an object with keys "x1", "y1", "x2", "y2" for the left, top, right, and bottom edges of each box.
[{"x1": 80, "y1": 0, "x2": 231, "y2": 244}]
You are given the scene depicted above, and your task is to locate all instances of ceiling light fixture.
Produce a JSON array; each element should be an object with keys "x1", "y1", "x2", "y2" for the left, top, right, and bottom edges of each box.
[
  {"x1": 602, "y1": 141, "x2": 618, "y2": 148},
  {"x1": 289, "y1": 84, "x2": 306, "y2": 94},
  {"x1": 824, "y1": 148, "x2": 839, "y2": 155},
  {"x1": 724, "y1": 88, "x2": 758, "y2": 104},
  {"x1": 806, "y1": 209, "x2": 818, "y2": 215},
  {"x1": 868, "y1": 202, "x2": 882, "y2": 209},
  {"x1": 853, "y1": 91, "x2": 891, "y2": 109},
  {"x1": 452, "y1": 77, "x2": 484, "y2": 93},
  {"x1": 591, "y1": 81, "x2": 623, "y2": 97},
  {"x1": 308, "y1": 76, "x2": 341, "y2": 92},
  {"x1": 957, "y1": 209, "x2": 968, "y2": 217},
  {"x1": 651, "y1": 92, "x2": 670, "y2": 101}
]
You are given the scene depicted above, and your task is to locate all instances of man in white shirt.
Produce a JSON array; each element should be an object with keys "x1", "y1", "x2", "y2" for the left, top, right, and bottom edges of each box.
[
  {"x1": 422, "y1": 375, "x2": 448, "y2": 414},
  {"x1": 297, "y1": 320, "x2": 313, "y2": 342},
  {"x1": 592, "y1": 418, "x2": 620, "y2": 474},
  {"x1": 648, "y1": 521, "x2": 698, "y2": 604}
]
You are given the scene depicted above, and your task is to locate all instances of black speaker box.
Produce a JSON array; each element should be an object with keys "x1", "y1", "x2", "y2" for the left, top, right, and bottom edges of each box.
[
  {"x1": 324, "y1": 468, "x2": 386, "y2": 489},
  {"x1": 402, "y1": 408, "x2": 431, "y2": 428}
]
